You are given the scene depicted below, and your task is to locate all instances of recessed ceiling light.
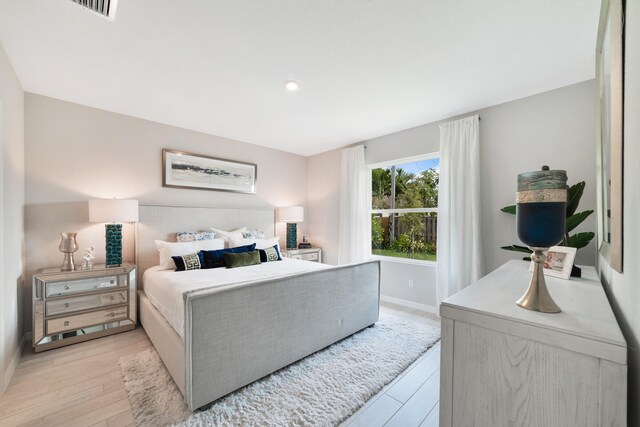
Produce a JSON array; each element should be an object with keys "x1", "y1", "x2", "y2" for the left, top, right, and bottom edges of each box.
[{"x1": 285, "y1": 81, "x2": 299, "y2": 91}]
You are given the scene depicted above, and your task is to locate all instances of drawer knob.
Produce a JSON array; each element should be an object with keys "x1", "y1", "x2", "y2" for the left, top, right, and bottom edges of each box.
[
  {"x1": 64, "y1": 303, "x2": 69, "y2": 308},
  {"x1": 64, "y1": 321, "x2": 69, "y2": 326},
  {"x1": 64, "y1": 285, "x2": 70, "y2": 290},
  {"x1": 106, "y1": 312, "x2": 116, "y2": 318}
]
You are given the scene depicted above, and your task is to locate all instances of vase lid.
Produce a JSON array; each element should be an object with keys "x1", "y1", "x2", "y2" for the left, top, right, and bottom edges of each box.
[{"x1": 518, "y1": 166, "x2": 568, "y2": 191}]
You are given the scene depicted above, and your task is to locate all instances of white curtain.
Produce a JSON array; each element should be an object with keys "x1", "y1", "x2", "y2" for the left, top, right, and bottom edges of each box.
[
  {"x1": 436, "y1": 115, "x2": 483, "y2": 307},
  {"x1": 338, "y1": 145, "x2": 371, "y2": 264}
]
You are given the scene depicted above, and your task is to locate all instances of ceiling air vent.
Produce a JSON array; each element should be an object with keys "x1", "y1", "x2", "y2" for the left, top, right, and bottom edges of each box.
[{"x1": 69, "y1": 0, "x2": 116, "y2": 20}]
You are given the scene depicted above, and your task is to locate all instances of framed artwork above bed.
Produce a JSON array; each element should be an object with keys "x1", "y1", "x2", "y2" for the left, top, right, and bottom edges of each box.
[{"x1": 163, "y1": 149, "x2": 257, "y2": 194}]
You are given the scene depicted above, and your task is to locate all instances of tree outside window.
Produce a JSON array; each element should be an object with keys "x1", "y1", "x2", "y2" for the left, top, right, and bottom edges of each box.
[{"x1": 371, "y1": 156, "x2": 439, "y2": 261}]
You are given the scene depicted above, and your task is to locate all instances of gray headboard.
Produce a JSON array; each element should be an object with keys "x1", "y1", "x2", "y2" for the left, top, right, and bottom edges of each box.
[{"x1": 136, "y1": 205, "x2": 275, "y2": 285}]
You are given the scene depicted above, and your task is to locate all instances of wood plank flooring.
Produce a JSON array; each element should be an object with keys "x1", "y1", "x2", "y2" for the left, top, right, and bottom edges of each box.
[{"x1": 0, "y1": 301, "x2": 440, "y2": 426}]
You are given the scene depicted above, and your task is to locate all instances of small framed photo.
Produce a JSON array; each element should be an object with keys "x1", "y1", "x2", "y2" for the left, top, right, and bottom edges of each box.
[{"x1": 529, "y1": 246, "x2": 577, "y2": 280}]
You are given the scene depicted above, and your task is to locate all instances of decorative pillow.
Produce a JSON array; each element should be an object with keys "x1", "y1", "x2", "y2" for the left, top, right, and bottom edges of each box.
[
  {"x1": 258, "y1": 244, "x2": 282, "y2": 263},
  {"x1": 224, "y1": 251, "x2": 261, "y2": 268},
  {"x1": 229, "y1": 236, "x2": 280, "y2": 250},
  {"x1": 155, "y1": 239, "x2": 224, "y2": 270},
  {"x1": 242, "y1": 230, "x2": 265, "y2": 239},
  {"x1": 171, "y1": 253, "x2": 204, "y2": 271},
  {"x1": 201, "y1": 243, "x2": 257, "y2": 269},
  {"x1": 176, "y1": 231, "x2": 216, "y2": 242},
  {"x1": 155, "y1": 240, "x2": 197, "y2": 270},
  {"x1": 210, "y1": 227, "x2": 247, "y2": 248}
]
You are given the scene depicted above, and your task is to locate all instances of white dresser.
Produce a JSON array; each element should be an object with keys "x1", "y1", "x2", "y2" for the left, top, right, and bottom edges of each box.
[{"x1": 439, "y1": 260, "x2": 627, "y2": 427}]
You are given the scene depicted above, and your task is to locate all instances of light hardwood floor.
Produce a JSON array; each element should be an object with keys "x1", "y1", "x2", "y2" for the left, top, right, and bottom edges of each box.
[{"x1": 0, "y1": 301, "x2": 440, "y2": 426}]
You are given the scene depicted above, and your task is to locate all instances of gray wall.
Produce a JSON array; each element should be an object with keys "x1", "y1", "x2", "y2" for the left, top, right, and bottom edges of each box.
[
  {"x1": 0, "y1": 42, "x2": 25, "y2": 392},
  {"x1": 598, "y1": 1, "x2": 640, "y2": 423},
  {"x1": 24, "y1": 94, "x2": 309, "y2": 333},
  {"x1": 307, "y1": 80, "x2": 597, "y2": 308}
]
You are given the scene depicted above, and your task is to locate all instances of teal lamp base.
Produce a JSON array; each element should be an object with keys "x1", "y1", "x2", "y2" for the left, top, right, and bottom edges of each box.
[
  {"x1": 105, "y1": 223, "x2": 123, "y2": 267},
  {"x1": 286, "y1": 223, "x2": 297, "y2": 250}
]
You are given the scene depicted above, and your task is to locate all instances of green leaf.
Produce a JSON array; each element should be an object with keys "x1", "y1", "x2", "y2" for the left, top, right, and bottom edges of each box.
[
  {"x1": 501, "y1": 245, "x2": 532, "y2": 254},
  {"x1": 566, "y1": 210, "x2": 594, "y2": 232},
  {"x1": 567, "y1": 232, "x2": 595, "y2": 249},
  {"x1": 501, "y1": 205, "x2": 516, "y2": 215},
  {"x1": 567, "y1": 181, "x2": 585, "y2": 217}
]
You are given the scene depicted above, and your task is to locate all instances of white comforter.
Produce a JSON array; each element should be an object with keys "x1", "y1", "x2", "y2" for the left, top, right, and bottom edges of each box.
[{"x1": 143, "y1": 258, "x2": 329, "y2": 339}]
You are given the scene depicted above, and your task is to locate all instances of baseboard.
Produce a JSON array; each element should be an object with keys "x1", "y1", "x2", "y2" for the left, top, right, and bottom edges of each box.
[
  {"x1": 2, "y1": 332, "x2": 28, "y2": 393},
  {"x1": 380, "y1": 295, "x2": 438, "y2": 315}
]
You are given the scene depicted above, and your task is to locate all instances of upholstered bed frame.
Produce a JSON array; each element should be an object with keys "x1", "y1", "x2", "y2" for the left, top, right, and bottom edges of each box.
[{"x1": 136, "y1": 205, "x2": 381, "y2": 410}]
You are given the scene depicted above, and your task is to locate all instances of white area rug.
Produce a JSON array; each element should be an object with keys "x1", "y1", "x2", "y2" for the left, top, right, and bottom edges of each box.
[{"x1": 119, "y1": 313, "x2": 440, "y2": 426}]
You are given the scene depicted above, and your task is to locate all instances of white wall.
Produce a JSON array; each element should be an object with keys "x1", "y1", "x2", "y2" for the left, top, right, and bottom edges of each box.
[
  {"x1": 598, "y1": 1, "x2": 640, "y2": 424},
  {"x1": 0, "y1": 42, "x2": 25, "y2": 392},
  {"x1": 308, "y1": 80, "x2": 596, "y2": 309},
  {"x1": 24, "y1": 93, "x2": 308, "y2": 333},
  {"x1": 306, "y1": 149, "x2": 341, "y2": 265}
]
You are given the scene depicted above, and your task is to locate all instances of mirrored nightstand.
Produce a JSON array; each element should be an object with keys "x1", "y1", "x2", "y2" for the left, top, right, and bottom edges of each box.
[{"x1": 32, "y1": 263, "x2": 136, "y2": 352}]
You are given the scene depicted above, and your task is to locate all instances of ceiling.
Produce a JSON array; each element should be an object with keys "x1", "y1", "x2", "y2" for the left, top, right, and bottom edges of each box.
[{"x1": 0, "y1": 0, "x2": 600, "y2": 156}]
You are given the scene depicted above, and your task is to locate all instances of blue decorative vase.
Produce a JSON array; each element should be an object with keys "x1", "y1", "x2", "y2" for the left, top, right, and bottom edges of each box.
[
  {"x1": 105, "y1": 223, "x2": 123, "y2": 267},
  {"x1": 515, "y1": 166, "x2": 567, "y2": 313}
]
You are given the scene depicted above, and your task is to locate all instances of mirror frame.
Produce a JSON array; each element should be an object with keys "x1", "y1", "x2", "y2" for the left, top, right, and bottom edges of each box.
[{"x1": 596, "y1": 0, "x2": 624, "y2": 273}]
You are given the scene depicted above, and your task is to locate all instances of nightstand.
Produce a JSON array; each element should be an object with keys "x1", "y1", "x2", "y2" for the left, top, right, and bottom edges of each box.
[
  {"x1": 32, "y1": 263, "x2": 137, "y2": 352},
  {"x1": 282, "y1": 247, "x2": 322, "y2": 263}
]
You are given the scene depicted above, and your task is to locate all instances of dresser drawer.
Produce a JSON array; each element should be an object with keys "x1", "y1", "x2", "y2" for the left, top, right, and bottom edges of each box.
[
  {"x1": 46, "y1": 290, "x2": 127, "y2": 316},
  {"x1": 47, "y1": 306, "x2": 128, "y2": 334},
  {"x1": 45, "y1": 276, "x2": 120, "y2": 297}
]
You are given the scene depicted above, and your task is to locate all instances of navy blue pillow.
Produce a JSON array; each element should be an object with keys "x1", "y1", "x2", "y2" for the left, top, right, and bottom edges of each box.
[
  {"x1": 172, "y1": 252, "x2": 204, "y2": 271},
  {"x1": 258, "y1": 244, "x2": 282, "y2": 263},
  {"x1": 201, "y1": 244, "x2": 257, "y2": 269}
]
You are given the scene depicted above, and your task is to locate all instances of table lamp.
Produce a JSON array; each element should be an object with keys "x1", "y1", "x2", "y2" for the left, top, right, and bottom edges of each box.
[
  {"x1": 89, "y1": 198, "x2": 139, "y2": 267},
  {"x1": 515, "y1": 166, "x2": 567, "y2": 313},
  {"x1": 278, "y1": 206, "x2": 304, "y2": 250}
]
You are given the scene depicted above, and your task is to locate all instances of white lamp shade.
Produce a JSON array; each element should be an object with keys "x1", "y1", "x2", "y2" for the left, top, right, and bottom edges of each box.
[
  {"x1": 277, "y1": 206, "x2": 304, "y2": 223},
  {"x1": 88, "y1": 199, "x2": 139, "y2": 223}
]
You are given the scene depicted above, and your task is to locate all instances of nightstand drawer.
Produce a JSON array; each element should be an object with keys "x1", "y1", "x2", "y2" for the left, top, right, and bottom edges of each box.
[
  {"x1": 46, "y1": 290, "x2": 127, "y2": 316},
  {"x1": 46, "y1": 276, "x2": 119, "y2": 297},
  {"x1": 47, "y1": 306, "x2": 128, "y2": 335},
  {"x1": 300, "y1": 252, "x2": 319, "y2": 261}
]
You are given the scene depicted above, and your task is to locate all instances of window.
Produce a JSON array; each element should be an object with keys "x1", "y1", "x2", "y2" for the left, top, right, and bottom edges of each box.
[{"x1": 370, "y1": 154, "x2": 439, "y2": 262}]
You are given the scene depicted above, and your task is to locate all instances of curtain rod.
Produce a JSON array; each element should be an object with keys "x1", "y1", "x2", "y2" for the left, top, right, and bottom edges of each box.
[{"x1": 363, "y1": 114, "x2": 480, "y2": 151}]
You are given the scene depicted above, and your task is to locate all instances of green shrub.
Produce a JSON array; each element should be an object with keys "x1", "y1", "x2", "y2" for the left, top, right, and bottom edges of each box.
[{"x1": 371, "y1": 215, "x2": 385, "y2": 249}]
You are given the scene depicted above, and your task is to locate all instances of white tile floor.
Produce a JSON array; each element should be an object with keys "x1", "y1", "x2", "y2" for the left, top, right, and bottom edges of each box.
[{"x1": 342, "y1": 303, "x2": 441, "y2": 427}]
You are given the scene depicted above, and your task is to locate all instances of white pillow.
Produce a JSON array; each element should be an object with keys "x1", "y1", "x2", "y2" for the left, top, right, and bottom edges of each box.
[
  {"x1": 229, "y1": 236, "x2": 280, "y2": 250},
  {"x1": 154, "y1": 239, "x2": 224, "y2": 270},
  {"x1": 210, "y1": 227, "x2": 247, "y2": 248}
]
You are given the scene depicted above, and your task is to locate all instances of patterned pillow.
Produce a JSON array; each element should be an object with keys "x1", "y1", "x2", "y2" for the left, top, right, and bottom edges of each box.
[
  {"x1": 176, "y1": 231, "x2": 216, "y2": 242},
  {"x1": 242, "y1": 230, "x2": 266, "y2": 239},
  {"x1": 171, "y1": 253, "x2": 204, "y2": 271},
  {"x1": 258, "y1": 244, "x2": 282, "y2": 263}
]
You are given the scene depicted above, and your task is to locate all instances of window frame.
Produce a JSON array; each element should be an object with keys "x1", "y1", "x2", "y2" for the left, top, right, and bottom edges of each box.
[{"x1": 368, "y1": 152, "x2": 439, "y2": 266}]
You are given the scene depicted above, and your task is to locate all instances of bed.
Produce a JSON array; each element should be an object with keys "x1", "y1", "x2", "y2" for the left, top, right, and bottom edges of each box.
[{"x1": 136, "y1": 205, "x2": 381, "y2": 410}]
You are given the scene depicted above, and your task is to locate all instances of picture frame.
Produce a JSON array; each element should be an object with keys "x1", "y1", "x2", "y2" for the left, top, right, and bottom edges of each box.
[
  {"x1": 162, "y1": 149, "x2": 257, "y2": 194},
  {"x1": 529, "y1": 246, "x2": 578, "y2": 280},
  {"x1": 595, "y1": 0, "x2": 624, "y2": 273}
]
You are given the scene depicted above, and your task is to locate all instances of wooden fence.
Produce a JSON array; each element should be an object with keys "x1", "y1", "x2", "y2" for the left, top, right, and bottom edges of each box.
[{"x1": 379, "y1": 214, "x2": 438, "y2": 243}]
